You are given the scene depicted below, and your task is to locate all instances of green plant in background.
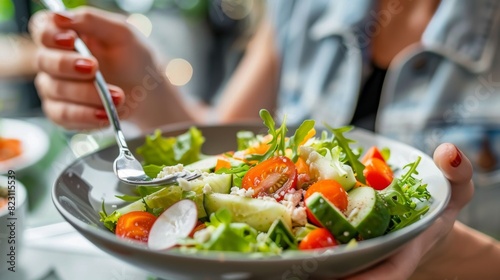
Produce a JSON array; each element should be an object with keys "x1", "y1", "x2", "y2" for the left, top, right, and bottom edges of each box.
[
  {"x1": 62, "y1": 0, "x2": 87, "y2": 8},
  {"x1": 0, "y1": 0, "x2": 14, "y2": 22}
]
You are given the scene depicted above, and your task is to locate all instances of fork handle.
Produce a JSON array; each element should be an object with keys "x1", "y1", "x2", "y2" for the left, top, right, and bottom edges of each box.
[
  {"x1": 40, "y1": 0, "x2": 131, "y2": 155},
  {"x1": 74, "y1": 39, "x2": 130, "y2": 154}
]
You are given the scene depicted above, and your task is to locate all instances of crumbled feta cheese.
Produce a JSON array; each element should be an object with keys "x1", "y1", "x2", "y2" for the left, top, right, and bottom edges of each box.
[
  {"x1": 202, "y1": 184, "x2": 212, "y2": 194},
  {"x1": 194, "y1": 228, "x2": 212, "y2": 243},
  {"x1": 258, "y1": 196, "x2": 277, "y2": 202},
  {"x1": 177, "y1": 178, "x2": 192, "y2": 191},
  {"x1": 283, "y1": 191, "x2": 302, "y2": 207},
  {"x1": 230, "y1": 187, "x2": 254, "y2": 197},
  {"x1": 291, "y1": 206, "x2": 307, "y2": 226},
  {"x1": 156, "y1": 164, "x2": 184, "y2": 178}
]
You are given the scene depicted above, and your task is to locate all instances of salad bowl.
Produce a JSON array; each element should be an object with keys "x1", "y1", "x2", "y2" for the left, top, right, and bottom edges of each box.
[{"x1": 52, "y1": 122, "x2": 450, "y2": 280}]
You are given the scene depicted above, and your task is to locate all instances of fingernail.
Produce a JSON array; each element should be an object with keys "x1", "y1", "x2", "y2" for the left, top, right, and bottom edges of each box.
[
  {"x1": 95, "y1": 110, "x2": 108, "y2": 120},
  {"x1": 74, "y1": 59, "x2": 94, "y2": 74},
  {"x1": 451, "y1": 146, "x2": 462, "y2": 168},
  {"x1": 54, "y1": 12, "x2": 73, "y2": 25},
  {"x1": 54, "y1": 33, "x2": 74, "y2": 48},
  {"x1": 110, "y1": 89, "x2": 122, "y2": 105}
]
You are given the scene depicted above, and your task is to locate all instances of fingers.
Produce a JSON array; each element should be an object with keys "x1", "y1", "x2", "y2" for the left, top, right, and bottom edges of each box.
[
  {"x1": 36, "y1": 48, "x2": 98, "y2": 80},
  {"x1": 42, "y1": 99, "x2": 109, "y2": 130},
  {"x1": 433, "y1": 143, "x2": 474, "y2": 212},
  {"x1": 35, "y1": 72, "x2": 126, "y2": 130},
  {"x1": 30, "y1": 7, "x2": 130, "y2": 47},
  {"x1": 30, "y1": 11, "x2": 77, "y2": 50},
  {"x1": 35, "y1": 73, "x2": 124, "y2": 107},
  {"x1": 52, "y1": 7, "x2": 131, "y2": 44},
  {"x1": 344, "y1": 243, "x2": 421, "y2": 280}
]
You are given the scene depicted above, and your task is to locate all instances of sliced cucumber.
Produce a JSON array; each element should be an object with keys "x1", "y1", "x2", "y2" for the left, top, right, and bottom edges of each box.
[
  {"x1": 305, "y1": 192, "x2": 357, "y2": 244},
  {"x1": 185, "y1": 156, "x2": 218, "y2": 172},
  {"x1": 181, "y1": 174, "x2": 232, "y2": 218},
  {"x1": 346, "y1": 187, "x2": 390, "y2": 239},
  {"x1": 204, "y1": 193, "x2": 292, "y2": 232},
  {"x1": 116, "y1": 185, "x2": 182, "y2": 214},
  {"x1": 185, "y1": 156, "x2": 244, "y2": 173},
  {"x1": 205, "y1": 173, "x2": 232, "y2": 194},
  {"x1": 114, "y1": 174, "x2": 232, "y2": 219},
  {"x1": 182, "y1": 173, "x2": 232, "y2": 194},
  {"x1": 267, "y1": 219, "x2": 297, "y2": 249}
]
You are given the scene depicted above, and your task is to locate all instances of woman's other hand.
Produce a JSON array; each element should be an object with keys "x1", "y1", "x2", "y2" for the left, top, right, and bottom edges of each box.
[{"x1": 344, "y1": 143, "x2": 475, "y2": 280}]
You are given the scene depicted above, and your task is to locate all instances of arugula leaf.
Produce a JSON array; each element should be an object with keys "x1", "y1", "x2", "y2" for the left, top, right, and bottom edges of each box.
[
  {"x1": 380, "y1": 156, "x2": 431, "y2": 232},
  {"x1": 326, "y1": 125, "x2": 366, "y2": 184},
  {"x1": 114, "y1": 194, "x2": 141, "y2": 202},
  {"x1": 287, "y1": 120, "x2": 315, "y2": 162},
  {"x1": 136, "y1": 127, "x2": 205, "y2": 166},
  {"x1": 247, "y1": 109, "x2": 288, "y2": 162}
]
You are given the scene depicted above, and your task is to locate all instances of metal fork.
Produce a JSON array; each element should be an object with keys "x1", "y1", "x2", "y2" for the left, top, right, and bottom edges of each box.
[{"x1": 40, "y1": 0, "x2": 201, "y2": 186}]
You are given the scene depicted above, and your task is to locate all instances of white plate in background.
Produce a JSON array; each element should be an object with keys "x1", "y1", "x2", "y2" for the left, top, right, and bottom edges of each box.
[{"x1": 0, "y1": 118, "x2": 50, "y2": 174}]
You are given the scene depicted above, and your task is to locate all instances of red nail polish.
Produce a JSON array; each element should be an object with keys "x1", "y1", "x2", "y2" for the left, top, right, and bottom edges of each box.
[
  {"x1": 451, "y1": 146, "x2": 462, "y2": 168},
  {"x1": 74, "y1": 59, "x2": 94, "y2": 74},
  {"x1": 110, "y1": 90, "x2": 121, "y2": 105},
  {"x1": 54, "y1": 33, "x2": 74, "y2": 48},
  {"x1": 95, "y1": 110, "x2": 108, "y2": 120},
  {"x1": 54, "y1": 13, "x2": 73, "y2": 25}
]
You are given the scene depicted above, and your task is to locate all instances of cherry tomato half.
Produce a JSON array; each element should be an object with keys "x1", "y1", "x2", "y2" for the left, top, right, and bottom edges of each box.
[
  {"x1": 304, "y1": 180, "x2": 348, "y2": 226},
  {"x1": 115, "y1": 211, "x2": 157, "y2": 242},
  {"x1": 361, "y1": 146, "x2": 386, "y2": 164},
  {"x1": 363, "y1": 157, "x2": 393, "y2": 190},
  {"x1": 242, "y1": 156, "x2": 297, "y2": 200},
  {"x1": 299, "y1": 228, "x2": 338, "y2": 250}
]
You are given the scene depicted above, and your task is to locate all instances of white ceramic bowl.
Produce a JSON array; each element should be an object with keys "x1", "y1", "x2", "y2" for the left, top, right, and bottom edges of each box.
[{"x1": 52, "y1": 124, "x2": 450, "y2": 279}]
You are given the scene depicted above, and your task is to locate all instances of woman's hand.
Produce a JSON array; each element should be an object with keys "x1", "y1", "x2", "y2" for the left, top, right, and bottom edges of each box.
[
  {"x1": 29, "y1": 7, "x2": 169, "y2": 130},
  {"x1": 344, "y1": 143, "x2": 474, "y2": 280}
]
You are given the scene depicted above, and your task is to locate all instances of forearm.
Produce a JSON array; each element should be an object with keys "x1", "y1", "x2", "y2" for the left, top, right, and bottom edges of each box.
[
  {"x1": 411, "y1": 221, "x2": 500, "y2": 279},
  {"x1": 216, "y1": 19, "x2": 280, "y2": 123}
]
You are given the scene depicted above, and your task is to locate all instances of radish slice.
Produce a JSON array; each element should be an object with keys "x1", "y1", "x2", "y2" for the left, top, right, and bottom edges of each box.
[{"x1": 148, "y1": 199, "x2": 198, "y2": 250}]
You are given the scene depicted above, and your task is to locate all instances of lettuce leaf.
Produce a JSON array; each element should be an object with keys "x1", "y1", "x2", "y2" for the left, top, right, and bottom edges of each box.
[{"x1": 136, "y1": 127, "x2": 205, "y2": 166}]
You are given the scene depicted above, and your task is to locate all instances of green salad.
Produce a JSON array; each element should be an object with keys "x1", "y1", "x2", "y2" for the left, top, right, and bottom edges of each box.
[{"x1": 100, "y1": 109, "x2": 432, "y2": 254}]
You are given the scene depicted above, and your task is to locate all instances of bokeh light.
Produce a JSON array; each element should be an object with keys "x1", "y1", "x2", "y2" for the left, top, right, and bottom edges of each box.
[
  {"x1": 126, "y1": 13, "x2": 153, "y2": 38},
  {"x1": 165, "y1": 59, "x2": 194, "y2": 87},
  {"x1": 70, "y1": 134, "x2": 99, "y2": 158},
  {"x1": 116, "y1": 0, "x2": 154, "y2": 13}
]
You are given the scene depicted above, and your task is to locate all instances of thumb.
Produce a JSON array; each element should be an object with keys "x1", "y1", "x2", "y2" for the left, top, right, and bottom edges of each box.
[
  {"x1": 433, "y1": 143, "x2": 474, "y2": 213},
  {"x1": 53, "y1": 7, "x2": 131, "y2": 44}
]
